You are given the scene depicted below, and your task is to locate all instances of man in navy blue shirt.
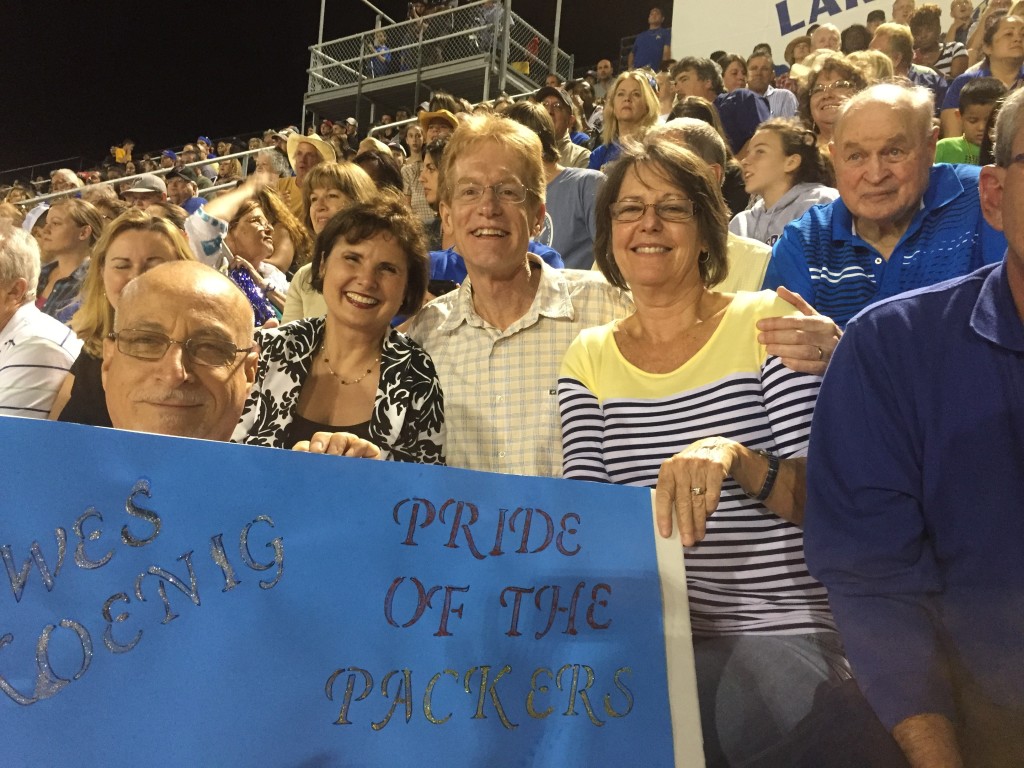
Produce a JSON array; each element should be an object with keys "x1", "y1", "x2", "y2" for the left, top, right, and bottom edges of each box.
[
  {"x1": 804, "y1": 86, "x2": 1024, "y2": 768},
  {"x1": 628, "y1": 6, "x2": 671, "y2": 71}
]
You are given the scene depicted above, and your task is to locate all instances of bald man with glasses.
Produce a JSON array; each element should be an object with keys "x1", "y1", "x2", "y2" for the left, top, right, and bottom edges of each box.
[{"x1": 102, "y1": 261, "x2": 378, "y2": 456}]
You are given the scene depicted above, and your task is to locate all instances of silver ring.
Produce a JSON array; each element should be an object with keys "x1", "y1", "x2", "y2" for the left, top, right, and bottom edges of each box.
[{"x1": 690, "y1": 486, "x2": 706, "y2": 496}]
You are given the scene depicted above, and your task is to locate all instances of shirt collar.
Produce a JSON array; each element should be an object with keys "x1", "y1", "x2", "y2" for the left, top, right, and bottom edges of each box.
[
  {"x1": 971, "y1": 259, "x2": 1024, "y2": 352},
  {"x1": 833, "y1": 165, "x2": 959, "y2": 244},
  {"x1": 436, "y1": 255, "x2": 575, "y2": 333}
]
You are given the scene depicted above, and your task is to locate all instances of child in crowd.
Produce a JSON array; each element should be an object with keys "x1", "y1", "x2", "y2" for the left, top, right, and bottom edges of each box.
[
  {"x1": 729, "y1": 118, "x2": 838, "y2": 246},
  {"x1": 935, "y1": 77, "x2": 1007, "y2": 165}
]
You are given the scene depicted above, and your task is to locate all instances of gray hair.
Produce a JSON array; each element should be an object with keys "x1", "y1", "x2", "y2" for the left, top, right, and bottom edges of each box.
[
  {"x1": 0, "y1": 218, "x2": 42, "y2": 298},
  {"x1": 51, "y1": 168, "x2": 84, "y2": 190},
  {"x1": 256, "y1": 148, "x2": 291, "y2": 177},
  {"x1": 835, "y1": 82, "x2": 934, "y2": 141},
  {"x1": 650, "y1": 118, "x2": 728, "y2": 168},
  {"x1": 994, "y1": 87, "x2": 1024, "y2": 168}
]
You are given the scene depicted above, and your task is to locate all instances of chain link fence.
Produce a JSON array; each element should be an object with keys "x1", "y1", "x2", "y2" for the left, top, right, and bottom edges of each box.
[
  {"x1": 505, "y1": 12, "x2": 573, "y2": 87},
  {"x1": 308, "y1": 1, "x2": 573, "y2": 97}
]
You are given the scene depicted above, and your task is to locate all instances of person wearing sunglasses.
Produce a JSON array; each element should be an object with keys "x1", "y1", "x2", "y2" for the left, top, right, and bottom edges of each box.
[{"x1": 557, "y1": 134, "x2": 849, "y2": 766}]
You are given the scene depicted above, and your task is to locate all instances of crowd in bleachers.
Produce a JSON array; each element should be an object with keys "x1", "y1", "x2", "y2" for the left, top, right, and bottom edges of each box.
[{"x1": 3, "y1": 1, "x2": 1024, "y2": 766}]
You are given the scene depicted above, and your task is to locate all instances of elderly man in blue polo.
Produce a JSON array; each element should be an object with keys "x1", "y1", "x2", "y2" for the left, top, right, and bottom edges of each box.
[{"x1": 763, "y1": 82, "x2": 1006, "y2": 330}]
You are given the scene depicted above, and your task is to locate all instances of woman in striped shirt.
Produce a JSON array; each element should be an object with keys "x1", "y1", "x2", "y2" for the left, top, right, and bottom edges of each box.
[{"x1": 558, "y1": 136, "x2": 848, "y2": 767}]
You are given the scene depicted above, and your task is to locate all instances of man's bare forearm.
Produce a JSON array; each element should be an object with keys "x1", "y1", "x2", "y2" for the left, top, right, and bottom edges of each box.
[{"x1": 892, "y1": 714, "x2": 963, "y2": 768}]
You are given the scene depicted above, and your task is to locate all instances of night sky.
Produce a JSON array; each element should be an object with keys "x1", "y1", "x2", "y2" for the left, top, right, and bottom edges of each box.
[{"x1": 3, "y1": 1, "x2": 647, "y2": 177}]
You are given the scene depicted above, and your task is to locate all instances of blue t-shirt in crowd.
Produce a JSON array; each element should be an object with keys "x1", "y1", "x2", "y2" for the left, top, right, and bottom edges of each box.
[{"x1": 631, "y1": 27, "x2": 670, "y2": 70}]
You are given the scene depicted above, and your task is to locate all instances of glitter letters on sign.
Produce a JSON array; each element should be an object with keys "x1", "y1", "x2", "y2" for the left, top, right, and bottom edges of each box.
[{"x1": 0, "y1": 418, "x2": 700, "y2": 766}]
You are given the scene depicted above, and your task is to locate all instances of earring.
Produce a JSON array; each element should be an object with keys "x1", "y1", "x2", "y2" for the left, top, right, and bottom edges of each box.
[{"x1": 698, "y1": 251, "x2": 710, "y2": 264}]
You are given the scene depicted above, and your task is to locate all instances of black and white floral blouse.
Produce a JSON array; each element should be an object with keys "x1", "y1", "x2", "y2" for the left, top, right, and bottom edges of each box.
[{"x1": 231, "y1": 317, "x2": 445, "y2": 464}]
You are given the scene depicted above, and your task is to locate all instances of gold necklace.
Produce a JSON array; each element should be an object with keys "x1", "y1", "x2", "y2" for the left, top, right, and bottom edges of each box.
[{"x1": 321, "y1": 342, "x2": 380, "y2": 386}]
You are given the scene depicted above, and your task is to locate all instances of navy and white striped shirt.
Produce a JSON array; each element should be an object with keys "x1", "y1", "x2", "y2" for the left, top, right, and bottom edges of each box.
[{"x1": 559, "y1": 291, "x2": 835, "y2": 637}]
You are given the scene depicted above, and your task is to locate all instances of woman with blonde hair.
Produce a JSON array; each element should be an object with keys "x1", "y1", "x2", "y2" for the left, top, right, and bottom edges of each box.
[
  {"x1": 37, "y1": 197, "x2": 105, "y2": 320},
  {"x1": 588, "y1": 70, "x2": 660, "y2": 171},
  {"x1": 216, "y1": 157, "x2": 243, "y2": 185},
  {"x1": 257, "y1": 186, "x2": 313, "y2": 278},
  {"x1": 49, "y1": 209, "x2": 194, "y2": 425},
  {"x1": 846, "y1": 49, "x2": 895, "y2": 83},
  {"x1": 282, "y1": 162, "x2": 377, "y2": 323}
]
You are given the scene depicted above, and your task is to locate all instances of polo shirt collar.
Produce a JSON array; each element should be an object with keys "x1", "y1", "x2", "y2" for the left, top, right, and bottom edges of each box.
[
  {"x1": 831, "y1": 165, "x2": 961, "y2": 244},
  {"x1": 971, "y1": 259, "x2": 1024, "y2": 352}
]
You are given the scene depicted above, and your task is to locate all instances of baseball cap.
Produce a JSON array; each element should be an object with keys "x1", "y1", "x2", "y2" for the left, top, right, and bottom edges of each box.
[
  {"x1": 534, "y1": 87, "x2": 573, "y2": 110},
  {"x1": 124, "y1": 173, "x2": 167, "y2": 195},
  {"x1": 166, "y1": 167, "x2": 199, "y2": 185}
]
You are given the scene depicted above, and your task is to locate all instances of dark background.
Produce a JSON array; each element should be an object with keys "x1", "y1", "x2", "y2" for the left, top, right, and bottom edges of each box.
[{"x1": 3, "y1": 1, "x2": 651, "y2": 175}]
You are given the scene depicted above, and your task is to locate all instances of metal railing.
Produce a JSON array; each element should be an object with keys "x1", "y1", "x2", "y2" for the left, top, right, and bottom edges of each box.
[
  {"x1": 306, "y1": 1, "x2": 572, "y2": 101},
  {"x1": 364, "y1": 88, "x2": 542, "y2": 139},
  {"x1": 13, "y1": 146, "x2": 269, "y2": 209},
  {"x1": 0, "y1": 157, "x2": 85, "y2": 192}
]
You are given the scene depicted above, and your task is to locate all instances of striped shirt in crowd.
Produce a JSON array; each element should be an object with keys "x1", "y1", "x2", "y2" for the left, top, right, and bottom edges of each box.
[
  {"x1": 0, "y1": 303, "x2": 82, "y2": 418},
  {"x1": 558, "y1": 291, "x2": 835, "y2": 637}
]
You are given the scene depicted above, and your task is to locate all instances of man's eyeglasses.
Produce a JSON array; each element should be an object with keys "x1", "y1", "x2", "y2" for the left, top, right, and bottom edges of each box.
[
  {"x1": 1003, "y1": 152, "x2": 1024, "y2": 168},
  {"x1": 609, "y1": 199, "x2": 697, "y2": 223},
  {"x1": 452, "y1": 181, "x2": 535, "y2": 205},
  {"x1": 809, "y1": 80, "x2": 856, "y2": 97},
  {"x1": 108, "y1": 330, "x2": 253, "y2": 368}
]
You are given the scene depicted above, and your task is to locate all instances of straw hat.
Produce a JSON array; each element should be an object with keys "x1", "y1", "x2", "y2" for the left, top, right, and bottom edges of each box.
[
  {"x1": 417, "y1": 109, "x2": 459, "y2": 133},
  {"x1": 285, "y1": 132, "x2": 337, "y2": 170},
  {"x1": 358, "y1": 136, "x2": 392, "y2": 155}
]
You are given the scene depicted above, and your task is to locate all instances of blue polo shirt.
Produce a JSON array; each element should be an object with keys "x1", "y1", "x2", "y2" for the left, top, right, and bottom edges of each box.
[
  {"x1": 631, "y1": 27, "x2": 670, "y2": 70},
  {"x1": 588, "y1": 141, "x2": 621, "y2": 171},
  {"x1": 762, "y1": 163, "x2": 1005, "y2": 326},
  {"x1": 804, "y1": 260, "x2": 1024, "y2": 732}
]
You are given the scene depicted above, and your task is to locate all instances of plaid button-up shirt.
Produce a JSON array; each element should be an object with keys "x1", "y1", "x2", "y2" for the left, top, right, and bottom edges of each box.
[{"x1": 405, "y1": 259, "x2": 632, "y2": 477}]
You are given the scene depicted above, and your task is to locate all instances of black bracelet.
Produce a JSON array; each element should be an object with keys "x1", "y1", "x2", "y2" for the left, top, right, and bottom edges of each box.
[{"x1": 748, "y1": 450, "x2": 779, "y2": 502}]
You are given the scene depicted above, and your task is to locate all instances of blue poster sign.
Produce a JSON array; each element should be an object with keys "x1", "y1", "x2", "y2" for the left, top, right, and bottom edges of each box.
[{"x1": 0, "y1": 417, "x2": 701, "y2": 766}]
